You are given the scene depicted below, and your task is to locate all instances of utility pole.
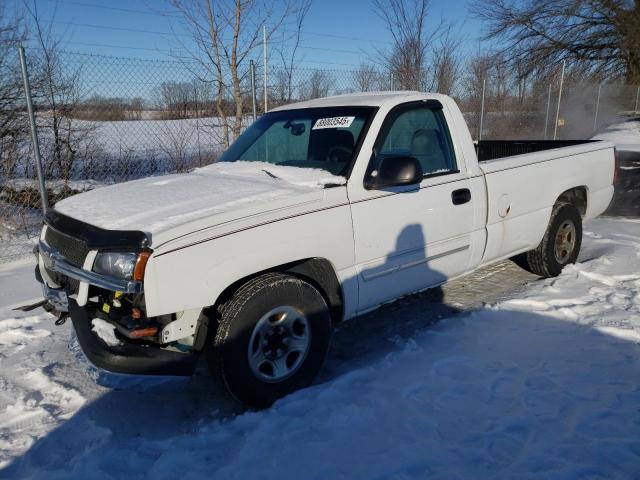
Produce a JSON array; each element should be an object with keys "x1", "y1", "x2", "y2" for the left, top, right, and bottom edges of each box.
[
  {"x1": 544, "y1": 84, "x2": 552, "y2": 140},
  {"x1": 478, "y1": 78, "x2": 486, "y2": 141},
  {"x1": 250, "y1": 60, "x2": 257, "y2": 121},
  {"x1": 594, "y1": 83, "x2": 602, "y2": 132},
  {"x1": 553, "y1": 60, "x2": 565, "y2": 141},
  {"x1": 263, "y1": 25, "x2": 268, "y2": 113}
]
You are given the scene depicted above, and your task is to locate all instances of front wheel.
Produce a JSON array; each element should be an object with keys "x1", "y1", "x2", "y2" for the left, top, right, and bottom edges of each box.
[
  {"x1": 513, "y1": 203, "x2": 583, "y2": 278},
  {"x1": 208, "y1": 273, "x2": 332, "y2": 408}
]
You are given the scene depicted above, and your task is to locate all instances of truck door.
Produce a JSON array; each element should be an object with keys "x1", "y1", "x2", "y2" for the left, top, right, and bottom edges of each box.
[{"x1": 348, "y1": 101, "x2": 476, "y2": 312}]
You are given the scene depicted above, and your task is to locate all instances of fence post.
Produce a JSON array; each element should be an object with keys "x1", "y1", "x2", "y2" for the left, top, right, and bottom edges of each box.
[
  {"x1": 544, "y1": 84, "x2": 552, "y2": 140},
  {"x1": 389, "y1": 72, "x2": 394, "y2": 91},
  {"x1": 594, "y1": 83, "x2": 602, "y2": 132},
  {"x1": 478, "y1": 78, "x2": 486, "y2": 141},
  {"x1": 250, "y1": 60, "x2": 257, "y2": 121},
  {"x1": 263, "y1": 25, "x2": 268, "y2": 113},
  {"x1": 194, "y1": 82, "x2": 203, "y2": 166},
  {"x1": 18, "y1": 46, "x2": 48, "y2": 213},
  {"x1": 635, "y1": 86, "x2": 639, "y2": 113},
  {"x1": 553, "y1": 60, "x2": 565, "y2": 140}
]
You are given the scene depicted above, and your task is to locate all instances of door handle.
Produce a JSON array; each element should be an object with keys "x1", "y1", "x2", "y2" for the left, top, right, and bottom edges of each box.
[{"x1": 451, "y1": 188, "x2": 471, "y2": 205}]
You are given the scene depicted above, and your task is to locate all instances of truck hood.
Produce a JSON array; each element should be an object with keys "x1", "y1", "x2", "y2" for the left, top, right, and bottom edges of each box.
[{"x1": 54, "y1": 162, "x2": 346, "y2": 240}]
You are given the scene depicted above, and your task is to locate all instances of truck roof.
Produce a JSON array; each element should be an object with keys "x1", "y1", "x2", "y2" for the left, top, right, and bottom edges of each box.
[{"x1": 270, "y1": 91, "x2": 448, "y2": 111}]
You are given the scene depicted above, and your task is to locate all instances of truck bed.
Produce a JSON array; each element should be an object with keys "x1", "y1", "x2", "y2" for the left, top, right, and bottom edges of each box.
[
  {"x1": 476, "y1": 140, "x2": 598, "y2": 162},
  {"x1": 477, "y1": 139, "x2": 615, "y2": 266}
]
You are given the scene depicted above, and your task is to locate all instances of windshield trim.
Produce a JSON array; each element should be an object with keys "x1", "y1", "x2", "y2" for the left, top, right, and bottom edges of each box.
[{"x1": 342, "y1": 106, "x2": 379, "y2": 180}]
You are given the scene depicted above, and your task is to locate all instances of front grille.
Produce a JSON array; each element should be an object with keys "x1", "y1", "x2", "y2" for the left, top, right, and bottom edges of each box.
[
  {"x1": 44, "y1": 226, "x2": 89, "y2": 268},
  {"x1": 44, "y1": 266, "x2": 80, "y2": 294}
]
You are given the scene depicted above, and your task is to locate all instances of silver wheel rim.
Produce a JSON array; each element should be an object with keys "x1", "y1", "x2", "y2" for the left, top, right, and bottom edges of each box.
[
  {"x1": 554, "y1": 219, "x2": 576, "y2": 264},
  {"x1": 247, "y1": 306, "x2": 311, "y2": 383}
]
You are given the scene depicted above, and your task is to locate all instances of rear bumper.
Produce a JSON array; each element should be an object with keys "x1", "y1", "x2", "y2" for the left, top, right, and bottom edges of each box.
[{"x1": 68, "y1": 298, "x2": 197, "y2": 377}]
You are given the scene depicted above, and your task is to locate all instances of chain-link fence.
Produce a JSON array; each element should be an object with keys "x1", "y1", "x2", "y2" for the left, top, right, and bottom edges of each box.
[
  {"x1": 1, "y1": 48, "x2": 639, "y2": 263},
  {"x1": 463, "y1": 81, "x2": 640, "y2": 142}
]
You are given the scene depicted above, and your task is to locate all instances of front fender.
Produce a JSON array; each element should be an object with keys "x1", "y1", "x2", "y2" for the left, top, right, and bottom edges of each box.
[{"x1": 143, "y1": 202, "x2": 356, "y2": 318}]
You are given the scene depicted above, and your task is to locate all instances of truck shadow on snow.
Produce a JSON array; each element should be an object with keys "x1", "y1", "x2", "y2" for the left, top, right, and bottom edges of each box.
[
  {"x1": 324, "y1": 223, "x2": 453, "y2": 379},
  {"x1": 4, "y1": 224, "x2": 640, "y2": 477}
]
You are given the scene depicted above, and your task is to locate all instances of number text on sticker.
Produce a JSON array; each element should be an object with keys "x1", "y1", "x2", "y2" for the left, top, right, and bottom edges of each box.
[{"x1": 312, "y1": 116, "x2": 355, "y2": 130}]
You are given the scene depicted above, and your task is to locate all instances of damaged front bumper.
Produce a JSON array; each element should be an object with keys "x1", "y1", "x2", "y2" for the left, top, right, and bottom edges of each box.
[
  {"x1": 35, "y1": 245, "x2": 198, "y2": 377},
  {"x1": 67, "y1": 298, "x2": 197, "y2": 376}
]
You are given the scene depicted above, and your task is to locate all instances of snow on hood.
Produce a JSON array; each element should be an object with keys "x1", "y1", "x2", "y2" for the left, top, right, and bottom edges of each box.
[
  {"x1": 591, "y1": 120, "x2": 640, "y2": 152},
  {"x1": 53, "y1": 162, "x2": 345, "y2": 234}
]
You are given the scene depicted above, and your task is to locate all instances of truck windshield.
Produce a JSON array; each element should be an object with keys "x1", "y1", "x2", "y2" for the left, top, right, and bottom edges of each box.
[{"x1": 219, "y1": 107, "x2": 376, "y2": 177}]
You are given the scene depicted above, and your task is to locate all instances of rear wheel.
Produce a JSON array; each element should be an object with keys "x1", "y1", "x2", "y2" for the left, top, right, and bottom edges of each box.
[
  {"x1": 513, "y1": 203, "x2": 582, "y2": 278},
  {"x1": 208, "y1": 273, "x2": 332, "y2": 408}
]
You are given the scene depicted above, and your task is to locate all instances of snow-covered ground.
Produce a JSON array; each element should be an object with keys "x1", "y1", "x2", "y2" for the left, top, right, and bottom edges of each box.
[
  {"x1": 35, "y1": 115, "x2": 226, "y2": 161},
  {"x1": 1, "y1": 217, "x2": 639, "y2": 479},
  {"x1": 0, "y1": 218, "x2": 39, "y2": 264}
]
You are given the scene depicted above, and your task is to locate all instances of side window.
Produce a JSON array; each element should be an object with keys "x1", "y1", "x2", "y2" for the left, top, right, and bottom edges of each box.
[{"x1": 377, "y1": 107, "x2": 457, "y2": 176}]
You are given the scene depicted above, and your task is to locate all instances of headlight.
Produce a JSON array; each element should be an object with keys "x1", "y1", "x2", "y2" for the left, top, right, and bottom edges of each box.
[{"x1": 93, "y1": 252, "x2": 138, "y2": 279}]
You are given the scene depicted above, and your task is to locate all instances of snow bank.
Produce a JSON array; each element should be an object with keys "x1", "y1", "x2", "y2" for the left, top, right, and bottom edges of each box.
[
  {"x1": 3, "y1": 179, "x2": 106, "y2": 195},
  {"x1": 592, "y1": 119, "x2": 640, "y2": 152}
]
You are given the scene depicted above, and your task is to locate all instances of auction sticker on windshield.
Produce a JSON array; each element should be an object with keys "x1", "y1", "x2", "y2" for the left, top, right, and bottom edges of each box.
[{"x1": 312, "y1": 116, "x2": 355, "y2": 130}]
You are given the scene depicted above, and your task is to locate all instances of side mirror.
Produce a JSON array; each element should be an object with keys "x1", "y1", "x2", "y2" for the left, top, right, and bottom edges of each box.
[{"x1": 365, "y1": 156, "x2": 424, "y2": 189}]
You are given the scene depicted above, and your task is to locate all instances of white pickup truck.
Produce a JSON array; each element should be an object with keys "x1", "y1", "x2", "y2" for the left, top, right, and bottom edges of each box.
[{"x1": 34, "y1": 92, "x2": 617, "y2": 407}]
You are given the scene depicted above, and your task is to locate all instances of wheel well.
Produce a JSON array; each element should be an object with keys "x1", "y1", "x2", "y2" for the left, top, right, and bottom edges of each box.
[
  {"x1": 556, "y1": 186, "x2": 587, "y2": 217},
  {"x1": 210, "y1": 258, "x2": 344, "y2": 325}
]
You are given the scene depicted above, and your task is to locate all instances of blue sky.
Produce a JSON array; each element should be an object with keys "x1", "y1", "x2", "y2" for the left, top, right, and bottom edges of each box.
[{"x1": 32, "y1": 0, "x2": 486, "y2": 68}]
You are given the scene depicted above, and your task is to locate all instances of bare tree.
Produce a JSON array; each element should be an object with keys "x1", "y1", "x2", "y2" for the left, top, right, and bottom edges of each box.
[
  {"x1": 373, "y1": 0, "x2": 444, "y2": 90},
  {"x1": 354, "y1": 63, "x2": 382, "y2": 92},
  {"x1": 0, "y1": 3, "x2": 27, "y2": 178},
  {"x1": 73, "y1": 95, "x2": 149, "y2": 121},
  {"x1": 301, "y1": 70, "x2": 333, "y2": 100},
  {"x1": 156, "y1": 120, "x2": 195, "y2": 173},
  {"x1": 471, "y1": 0, "x2": 640, "y2": 83},
  {"x1": 129, "y1": 97, "x2": 145, "y2": 120},
  {"x1": 156, "y1": 81, "x2": 194, "y2": 119},
  {"x1": 25, "y1": 0, "x2": 93, "y2": 182},
  {"x1": 430, "y1": 26, "x2": 462, "y2": 95},
  {"x1": 463, "y1": 51, "x2": 493, "y2": 113},
  {"x1": 167, "y1": 0, "x2": 302, "y2": 148},
  {"x1": 276, "y1": 0, "x2": 312, "y2": 103},
  {"x1": 272, "y1": 69, "x2": 292, "y2": 105}
]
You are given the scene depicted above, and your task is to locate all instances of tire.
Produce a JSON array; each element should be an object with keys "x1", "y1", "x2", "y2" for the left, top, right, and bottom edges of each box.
[
  {"x1": 512, "y1": 203, "x2": 582, "y2": 278},
  {"x1": 208, "y1": 273, "x2": 332, "y2": 408}
]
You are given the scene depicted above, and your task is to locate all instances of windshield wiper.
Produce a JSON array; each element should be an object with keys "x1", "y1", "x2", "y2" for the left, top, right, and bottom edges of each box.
[{"x1": 262, "y1": 169, "x2": 280, "y2": 180}]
